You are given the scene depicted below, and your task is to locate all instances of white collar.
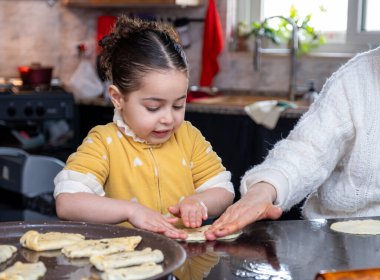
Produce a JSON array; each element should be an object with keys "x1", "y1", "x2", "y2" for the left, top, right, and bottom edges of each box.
[{"x1": 113, "y1": 109, "x2": 146, "y2": 143}]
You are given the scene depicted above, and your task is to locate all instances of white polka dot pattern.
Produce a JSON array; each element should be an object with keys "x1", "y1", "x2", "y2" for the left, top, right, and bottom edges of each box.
[{"x1": 133, "y1": 157, "x2": 143, "y2": 167}]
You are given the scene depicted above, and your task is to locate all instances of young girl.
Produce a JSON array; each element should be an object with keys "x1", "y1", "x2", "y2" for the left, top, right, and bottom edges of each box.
[{"x1": 54, "y1": 15, "x2": 234, "y2": 239}]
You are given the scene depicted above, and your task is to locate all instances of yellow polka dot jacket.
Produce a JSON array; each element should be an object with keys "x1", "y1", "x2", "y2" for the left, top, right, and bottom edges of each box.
[{"x1": 54, "y1": 120, "x2": 233, "y2": 226}]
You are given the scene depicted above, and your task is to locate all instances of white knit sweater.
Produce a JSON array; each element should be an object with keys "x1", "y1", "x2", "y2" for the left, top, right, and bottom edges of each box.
[{"x1": 241, "y1": 46, "x2": 380, "y2": 219}]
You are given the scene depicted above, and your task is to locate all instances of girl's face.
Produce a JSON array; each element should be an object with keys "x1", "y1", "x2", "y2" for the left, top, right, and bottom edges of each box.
[{"x1": 111, "y1": 70, "x2": 188, "y2": 145}]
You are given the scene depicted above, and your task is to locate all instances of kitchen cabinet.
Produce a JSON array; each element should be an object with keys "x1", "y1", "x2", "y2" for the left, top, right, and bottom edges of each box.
[
  {"x1": 186, "y1": 111, "x2": 304, "y2": 220},
  {"x1": 63, "y1": 0, "x2": 204, "y2": 7}
]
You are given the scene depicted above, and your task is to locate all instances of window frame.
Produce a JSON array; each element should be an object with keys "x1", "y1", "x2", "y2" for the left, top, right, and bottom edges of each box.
[
  {"x1": 347, "y1": 0, "x2": 380, "y2": 47},
  {"x1": 233, "y1": 0, "x2": 380, "y2": 53}
]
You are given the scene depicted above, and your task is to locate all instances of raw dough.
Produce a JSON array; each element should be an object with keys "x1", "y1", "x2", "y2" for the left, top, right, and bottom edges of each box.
[
  {"x1": 101, "y1": 262, "x2": 163, "y2": 280},
  {"x1": 20, "y1": 230, "x2": 85, "y2": 251},
  {"x1": 330, "y1": 219, "x2": 380, "y2": 235},
  {"x1": 0, "y1": 245, "x2": 17, "y2": 264},
  {"x1": 62, "y1": 236, "x2": 142, "y2": 258},
  {"x1": 0, "y1": 261, "x2": 46, "y2": 280},
  {"x1": 183, "y1": 225, "x2": 242, "y2": 242},
  {"x1": 90, "y1": 247, "x2": 164, "y2": 271}
]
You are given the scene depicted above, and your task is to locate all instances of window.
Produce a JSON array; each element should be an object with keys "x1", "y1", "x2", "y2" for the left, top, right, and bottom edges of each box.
[
  {"x1": 232, "y1": 0, "x2": 380, "y2": 52},
  {"x1": 347, "y1": 0, "x2": 380, "y2": 45},
  {"x1": 362, "y1": 0, "x2": 380, "y2": 31}
]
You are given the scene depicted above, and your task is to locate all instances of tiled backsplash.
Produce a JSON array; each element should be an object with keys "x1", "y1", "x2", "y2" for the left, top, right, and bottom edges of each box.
[{"x1": 0, "y1": 0, "x2": 350, "y2": 93}]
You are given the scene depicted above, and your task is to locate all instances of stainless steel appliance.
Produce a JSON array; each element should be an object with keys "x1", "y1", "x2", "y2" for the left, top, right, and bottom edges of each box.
[
  {"x1": 0, "y1": 83, "x2": 77, "y2": 160},
  {"x1": 0, "y1": 147, "x2": 63, "y2": 221},
  {"x1": 0, "y1": 81, "x2": 76, "y2": 221}
]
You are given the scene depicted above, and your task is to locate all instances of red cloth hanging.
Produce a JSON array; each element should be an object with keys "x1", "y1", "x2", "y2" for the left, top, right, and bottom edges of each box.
[
  {"x1": 96, "y1": 15, "x2": 117, "y2": 53},
  {"x1": 199, "y1": 0, "x2": 224, "y2": 87}
]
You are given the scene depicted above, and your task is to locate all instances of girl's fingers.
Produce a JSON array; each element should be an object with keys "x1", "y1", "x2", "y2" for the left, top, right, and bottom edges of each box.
[
  {"x1": 198, "y1": 200, "x2": 208, "y2": 220},
  {"x1": 165, "y1": 216, "x2": 179, "y2": 224},
  {"x1": 187, "y1": 209, "x2": 202, "y2": 228},
  {"x1": 181, "y1": 200, "x2": 207, "y2": 228},
  {"x1": 168, "y1": 205, "x2": 180, "y2": 217}
]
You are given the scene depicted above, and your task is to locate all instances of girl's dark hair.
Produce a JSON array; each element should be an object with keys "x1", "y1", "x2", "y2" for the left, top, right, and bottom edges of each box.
[{"x1": 98, "y1": 15, "x2": 188, "y2": 94}]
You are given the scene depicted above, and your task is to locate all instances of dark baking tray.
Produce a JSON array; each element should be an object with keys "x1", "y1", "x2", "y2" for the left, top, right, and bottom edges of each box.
[{"x1": 0, "y1": 221, "x2": 186, "y2": 279}]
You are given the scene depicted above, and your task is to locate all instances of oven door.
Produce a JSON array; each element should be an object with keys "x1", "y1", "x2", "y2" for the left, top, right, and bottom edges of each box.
[{"x1": 0, "y1": 147, "x2": 63, "y2": 222}]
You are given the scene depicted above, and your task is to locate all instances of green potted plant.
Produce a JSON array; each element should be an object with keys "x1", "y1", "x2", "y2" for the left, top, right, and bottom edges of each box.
[{"x1": 238, "y1": 6, "x2": 326, "y2": 55}]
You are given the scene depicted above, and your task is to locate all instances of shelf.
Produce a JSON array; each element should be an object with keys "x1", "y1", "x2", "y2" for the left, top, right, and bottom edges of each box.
[{"x1": 63, "y1": 0, "x2": 204, "y2": 8}]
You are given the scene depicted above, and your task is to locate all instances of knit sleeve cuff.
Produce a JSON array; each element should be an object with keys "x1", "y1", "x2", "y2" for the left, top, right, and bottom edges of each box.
[
  {"x1": 195, "y1": 171, "x2": 235, "y2": 196},
  {"x1": 53, "y1": 169, "x2": 105, "y2": 198},
  {"x1": 240, "y1": 169, "x2": 289, "y2": 206}
]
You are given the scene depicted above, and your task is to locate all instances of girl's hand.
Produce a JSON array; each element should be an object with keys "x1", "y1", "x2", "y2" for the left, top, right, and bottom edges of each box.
[
  {"x1": 128, "y1": 203, "x2": 187, "y2": 239},
  {"x1": 168, "y1": 197, "x2": 208, "y2": 228}
]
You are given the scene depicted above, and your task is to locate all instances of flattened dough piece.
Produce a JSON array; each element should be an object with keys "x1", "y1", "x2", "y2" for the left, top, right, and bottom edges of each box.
[
  {"x1": 0, "y1": 261, "x2": 46, "y2": 280},
  {"x1": 0, "y1": 245, "x2": 17, "y2": 264},
  {"x1": 101, "y1": 262, "x2": 163, "y2": 280},
  {"x1": 184, "y1": 225, "x2": 242, "y2": 242},
  {"x1": 90, "y1": 248, "x2": 164, "y2": 271},
  {"x1": 62, "y1": 236, "x2": 142, "y2": 258},
  {"x1": 330, "y1": 219, "x2": 380, "y2": 235},
  {"x1": 20, "y1": 230, "x2": 85, "y2": 251}
]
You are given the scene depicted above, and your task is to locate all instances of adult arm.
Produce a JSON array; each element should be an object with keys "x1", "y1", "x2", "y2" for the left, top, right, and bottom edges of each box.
[{"x1": 207, "y1": 59, "x2": 360, "y2": 239}]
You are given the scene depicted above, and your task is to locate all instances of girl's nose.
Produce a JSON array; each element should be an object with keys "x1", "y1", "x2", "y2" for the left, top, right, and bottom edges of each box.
[{"x1": 160, "y1": 109, "x2": 174, "y2": 124}]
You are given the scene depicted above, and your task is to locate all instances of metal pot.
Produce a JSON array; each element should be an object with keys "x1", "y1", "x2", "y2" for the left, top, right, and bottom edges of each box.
[{"x1": 18, "y1": 63, "x2": 53, "y2": 87}]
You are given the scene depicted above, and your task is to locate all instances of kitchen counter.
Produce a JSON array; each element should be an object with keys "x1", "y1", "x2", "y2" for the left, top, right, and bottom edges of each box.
[
  {"x1": 187, "y1": 95, "x2": 308, "y2": 118},
  {"x1": 78, "y1": 93, "x2": 309, "y2": 118},
  {"x1": 0, "y1": 216, "x2": 379, "y2": 280},
  {"x1": 175, "y1": 217, "x2": 380, "y2": 280}
]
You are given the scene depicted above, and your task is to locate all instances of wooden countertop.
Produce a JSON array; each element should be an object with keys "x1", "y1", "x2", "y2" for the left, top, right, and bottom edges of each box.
[
  {"x1": 77, "y1": 94, "x2": 309, "y2": 118},
  {"x1": 186, "y1": 95, "x2": 309, "y2": 117}
]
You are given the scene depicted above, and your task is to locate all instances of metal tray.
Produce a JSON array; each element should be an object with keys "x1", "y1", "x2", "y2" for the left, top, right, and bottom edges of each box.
[{"x1": 0, "y1": 221, "x2": 186, "y2": 279}]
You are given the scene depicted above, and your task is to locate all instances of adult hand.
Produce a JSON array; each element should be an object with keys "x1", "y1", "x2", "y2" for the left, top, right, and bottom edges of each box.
[
  {"x1": 168, "y1": 197, "x2": 208, "y2": 228},
  {"x1": 205, "y1": 182, "x2": 282, "y2": 240},
  {"x1": 128, "y1": 203, "x2": 187, "y2": 239}
]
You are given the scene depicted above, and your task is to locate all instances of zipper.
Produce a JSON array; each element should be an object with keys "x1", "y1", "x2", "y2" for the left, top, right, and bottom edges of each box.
[{"x1": 148, "y1": 147, "x2": 162, "y2": 213}]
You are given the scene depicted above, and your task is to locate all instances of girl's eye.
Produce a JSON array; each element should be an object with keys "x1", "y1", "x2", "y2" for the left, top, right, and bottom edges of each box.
[
  {"x1": 173, "y1": 105, "x2": 185, "y2": 110},
  {"x1": 146, "y1": 107, "x2": 159, "y2": 112}
]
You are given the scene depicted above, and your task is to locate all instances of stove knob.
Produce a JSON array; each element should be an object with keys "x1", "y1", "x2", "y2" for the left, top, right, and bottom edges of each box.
[
  {"x1": 7, "y1": 106, "x2": 17, "y2": 117},
  {"x1": 36, "y1": 105, "x2": 45, "y2": 116},
  {"x1": 24, "y1": 106, "x2": 34, "y2": 116}
]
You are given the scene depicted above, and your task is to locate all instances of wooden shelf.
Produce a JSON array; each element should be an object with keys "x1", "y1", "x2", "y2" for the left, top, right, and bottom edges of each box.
[{"x1": 63, "y1": 0, "x2": 204, "y2": 8}]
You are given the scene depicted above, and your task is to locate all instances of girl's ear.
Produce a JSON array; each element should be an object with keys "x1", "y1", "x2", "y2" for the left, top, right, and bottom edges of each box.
[{"x1": 108, "y1": 85, "x2": 123, "y2": 110}]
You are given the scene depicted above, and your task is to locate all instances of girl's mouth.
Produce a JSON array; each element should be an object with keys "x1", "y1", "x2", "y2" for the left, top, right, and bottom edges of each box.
[{"x1": 152, "y1": 130, "x2": 171, "y2": 138}]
